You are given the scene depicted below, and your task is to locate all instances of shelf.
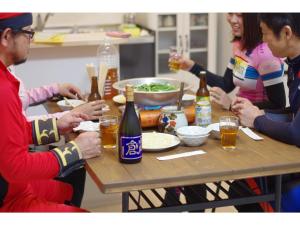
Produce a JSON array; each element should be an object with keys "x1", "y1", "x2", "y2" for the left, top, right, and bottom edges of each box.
[
  {"x1": 157, "y1": 49, "x2": 170, "y2": 54},
  {"x1": 190, "y1": 25, "x2": 208, "y2": 30},
  {"x1": 158, "y1": 27, "x2": 177, "y2": 32},
  {"x1": 189, "y1": 48, "x2": 207, "y2": 53}
]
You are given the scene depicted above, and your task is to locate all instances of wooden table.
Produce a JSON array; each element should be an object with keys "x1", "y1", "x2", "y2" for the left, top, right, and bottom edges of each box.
[{"x1": 44, "y1": 100, "x2": 300, "y2": 212}]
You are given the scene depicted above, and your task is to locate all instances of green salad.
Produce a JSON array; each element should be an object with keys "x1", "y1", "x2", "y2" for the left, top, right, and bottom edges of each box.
[{"x1": 134, "y1": 83, "x2": 177, "y2": 92}]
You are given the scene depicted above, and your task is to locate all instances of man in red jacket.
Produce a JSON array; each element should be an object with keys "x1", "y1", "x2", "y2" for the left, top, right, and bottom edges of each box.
[{"x1": 0, "y1": 13, "x2": 101, "y2": 212}]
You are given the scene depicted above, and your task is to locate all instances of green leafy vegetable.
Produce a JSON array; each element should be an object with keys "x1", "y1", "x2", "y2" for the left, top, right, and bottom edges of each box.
[{"x1": 135, "y1": 83, "x2": 177, "y2": 92}]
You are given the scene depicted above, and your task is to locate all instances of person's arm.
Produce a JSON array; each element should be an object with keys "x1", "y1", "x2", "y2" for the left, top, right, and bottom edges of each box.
[
  {"x1": 25, "y1": 83, "x2": 59, "y2": 107},
  {"x1": 26, "y1": 111, "x2": 69, "y2": 121},
  {"x1": 253, "y1": 83, "x2": 286, "y2": 109},
  {"x1": 254, "y1": 45, "x2": 286, "y2": 109},
  {"x1": 254, "y1": 109, "x2": 300, "y2": 147},
  {"x1": 189, "y1": 63, "x2": 236, "y2": 93}
]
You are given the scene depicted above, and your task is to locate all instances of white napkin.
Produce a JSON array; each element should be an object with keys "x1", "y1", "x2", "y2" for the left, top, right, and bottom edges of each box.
[
  {"x1": 157, "y1": 150, "x2": 206, "y2": 161},
  {"x1": 240, "y1": 127, "x2": 263, "y2": 141},
  {"x1": 73, "y1": 121, "x2": 99, "y2": 132}
]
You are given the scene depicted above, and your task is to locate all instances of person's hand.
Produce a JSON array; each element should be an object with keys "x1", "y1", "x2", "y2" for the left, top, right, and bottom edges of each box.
[
  {"x1": 71, "y1": 100, "x2": 107, "y2": 121},
  {"x1": 58, "y1": 83, "x2": 84, "y2": 99},
  {"x1": 168, "y1": 54, "x2": 195, "y2": 71},
  {"x1": 57, "y1": 112, "x2": 89, "y2": 134},
  {"x1": 74, "y1": 132, "x2": 101, "y2": 159},
  {"x1": 210, "y1": 87, "x2": 232, "y2": 110},
  {"x1": 231, "y1": 97, "x2": 265, "y2": 128}
]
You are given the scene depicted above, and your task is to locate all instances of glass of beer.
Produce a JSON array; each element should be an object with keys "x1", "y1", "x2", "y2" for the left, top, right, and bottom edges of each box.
[
  {"x1": 99, "y1": 115, "x2": 118, "y2": 149},
  {"x1": 219, "y1": 116, "x2": 239, "y2": 150},
  {"x1": 169, "y1": 46, "x2": 182, "y2": 72}
]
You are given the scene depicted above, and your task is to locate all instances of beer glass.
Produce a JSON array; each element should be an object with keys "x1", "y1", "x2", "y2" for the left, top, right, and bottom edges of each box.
[
  {"x1": 99, "y1": 115, "x2": 118, "y2": 149},
  {"x1": 219, "y1": 116, "x2": 239, "y2": 150},
  {"x1": 169, "y1": 46, "x2": 182, "y2": 72}
]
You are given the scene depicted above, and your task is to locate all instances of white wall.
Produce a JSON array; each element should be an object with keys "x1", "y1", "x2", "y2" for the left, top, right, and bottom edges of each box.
[{"x1": 216, "y1": 13, "x2": 232, "y2": 75}]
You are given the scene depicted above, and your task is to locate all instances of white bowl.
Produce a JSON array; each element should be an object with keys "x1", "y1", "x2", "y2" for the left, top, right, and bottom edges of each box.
[
  {"x1": 176, "y1": 126, "x2": 209, "y2": 136},
  {"x1": 177, "y1": 134, "x2": 209, "y2": 146},
  {"x1": 57, "y1": 99, "x2": 85, "y2": 111}
]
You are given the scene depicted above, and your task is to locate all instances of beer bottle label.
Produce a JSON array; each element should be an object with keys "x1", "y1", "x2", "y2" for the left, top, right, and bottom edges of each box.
[
  {"x1": 195, "y1": 100, "x2": 211, "y2": 127},
  {"x1": 196, "y1": 96, "x2": 210, "y2": 103},
  {"x1": 120, "y1": 135, "x2": 142, "y2": 160}
]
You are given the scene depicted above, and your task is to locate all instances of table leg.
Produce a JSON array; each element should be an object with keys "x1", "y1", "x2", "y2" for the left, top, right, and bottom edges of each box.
[
  {"x1": 122, "y1": 192, "x2": 130, "y2": 212},
  {"x1": 274, "y1": 175, "x2": 282, "y2": 212}
]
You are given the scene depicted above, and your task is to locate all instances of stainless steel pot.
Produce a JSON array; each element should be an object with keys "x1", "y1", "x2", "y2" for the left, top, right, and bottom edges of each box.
[{"x1": 113, "y1": 77, "x2": 191, "y2": 106}]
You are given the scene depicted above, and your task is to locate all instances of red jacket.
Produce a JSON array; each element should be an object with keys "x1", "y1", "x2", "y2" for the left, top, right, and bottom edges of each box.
[{"x1": 0, "y1": 61, "x2": 60, "y2": 204}]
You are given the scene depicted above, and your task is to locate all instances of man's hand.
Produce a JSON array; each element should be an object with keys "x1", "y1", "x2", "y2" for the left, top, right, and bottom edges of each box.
[
  {"x1": 74, "y1": 132, "x2": 101, "y2": 159},
  {"x1": 58, "y1": 83, "x2": 84, "y2": 99},
  {"x1": 231, "y1": 97, "x2": 265, "y2": 128},
  {"x1": 71, "y1": 100, "x2": 107, "y2": 121},
  {"x1": 57, "y1": 112, "x2": 88, "y2": 134},
  {"x1": 210, "y1": 87, "x2": 232, "y2": 110}
]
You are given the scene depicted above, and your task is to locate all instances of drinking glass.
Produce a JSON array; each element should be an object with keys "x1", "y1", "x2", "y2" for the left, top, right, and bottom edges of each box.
[
  {"x1": 99, "y1": 115, "x2": 118, "y2": 149},
  {"x1": 169, "y1": 46, "x2": 182, "y2": 72},
  {"x1": 219, "y1": 116, "x2": 239, "y2": 150}
]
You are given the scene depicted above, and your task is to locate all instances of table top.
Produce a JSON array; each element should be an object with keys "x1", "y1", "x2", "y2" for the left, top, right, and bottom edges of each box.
[{"x1": 44, "y1": 99, "x2": 300, "y2": 194}]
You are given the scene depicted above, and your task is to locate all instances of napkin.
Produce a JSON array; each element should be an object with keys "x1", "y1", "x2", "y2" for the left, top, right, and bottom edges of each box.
[
  {"x1": 157, "y1": 150, "x2": 206, "y2": 161},
  {"x1": 240, "y1": 127, "x2": 263, "y2": 141},
  {"x1": 73, "y1": 121, "x2": 99, "y2": 132}
]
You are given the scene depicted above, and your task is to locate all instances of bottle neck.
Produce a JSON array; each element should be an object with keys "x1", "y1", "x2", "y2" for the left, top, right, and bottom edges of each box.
[
  {"x1": 199, "y1": 74, "x2": 207, "y2": 89},
  {"x1": 91, "y1": 76, "x2": 99, "y2": 93}
]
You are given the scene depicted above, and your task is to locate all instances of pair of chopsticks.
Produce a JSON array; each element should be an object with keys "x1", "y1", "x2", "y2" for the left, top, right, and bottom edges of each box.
[
  {"x1": 177, "y1": 82, "x2": 185, "y2": 110},
  {"x1": 64, "y1": 97, "x2": 76, "y2": 108}
]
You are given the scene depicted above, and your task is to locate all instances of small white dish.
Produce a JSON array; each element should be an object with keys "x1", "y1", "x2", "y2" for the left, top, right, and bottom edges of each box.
[
  {"x1": 176, "y1": 126, "x2": 209, "y2": 136},
  {"x1": 177, "y1": 133, "x2": 209, "y2": 147},
  {"x1": 57, "y1": 99, "x2": 85, "y2": 111},
  {"x1": 113, "y1": 94, "x2": 126, "y2": 104}
]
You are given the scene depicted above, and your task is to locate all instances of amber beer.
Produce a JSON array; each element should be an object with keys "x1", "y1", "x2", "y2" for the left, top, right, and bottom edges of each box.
[
  {"x1": 219, "y1": 116, "x2": 239, "y2": 150},
  {"x1": 169, "y1": 59, "x2": 180, "y2": 72},
  {"x1": 104, "y1": 68, "x2": 119, "y2": 100},
  {"x1": 100, "y1": 115, "x2": 118, "y2": 149},
  {"x1": 169, "y1": 46, "x2": 181, "y2": 72}
]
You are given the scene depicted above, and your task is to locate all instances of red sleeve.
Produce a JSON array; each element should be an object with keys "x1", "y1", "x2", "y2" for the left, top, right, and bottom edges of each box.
[{"x1": 0, "y1": 83, "x2": 60, "y2": 182}]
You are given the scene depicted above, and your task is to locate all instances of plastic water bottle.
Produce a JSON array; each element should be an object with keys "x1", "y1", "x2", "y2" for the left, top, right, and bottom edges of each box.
[{"x1": 97, "y1": 39, "x2": 120, "y2": 100}]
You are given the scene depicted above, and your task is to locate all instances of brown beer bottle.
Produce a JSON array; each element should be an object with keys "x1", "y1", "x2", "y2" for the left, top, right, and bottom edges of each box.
[
  {"x1": 88, "y1": 76, "x2": 101, "y2": 102},
  {"x1": 196, "y1": 71, "x2": 210, "y2": 102},
  {"x1": 195, "y1": 71, "x2": 211, "y2": 126}
]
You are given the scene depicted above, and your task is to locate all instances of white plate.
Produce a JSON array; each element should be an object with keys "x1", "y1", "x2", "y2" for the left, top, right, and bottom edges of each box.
[
  {"x1": 142, "y1": 132, "x2": 180, "y2": 152},
  {"x1": 113, "y1": 94, "x2": 126, "y2": 104},
  {"x1": 73, "y1": 121, "x2": 99, "y2": 132}
]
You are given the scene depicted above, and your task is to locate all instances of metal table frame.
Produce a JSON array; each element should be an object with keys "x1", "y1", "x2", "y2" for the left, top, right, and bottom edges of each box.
[{"x1": 121, "y1": 175, "x2": 282, "y2": 212}]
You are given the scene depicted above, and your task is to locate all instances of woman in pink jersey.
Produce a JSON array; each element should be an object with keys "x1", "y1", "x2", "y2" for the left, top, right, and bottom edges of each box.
[{"x1": 170, "y1": 13, "x2": 286, "y2": 110}]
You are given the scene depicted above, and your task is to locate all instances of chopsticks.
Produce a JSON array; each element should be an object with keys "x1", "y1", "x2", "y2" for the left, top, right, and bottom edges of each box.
[
  {"x1": 177, "y1": 82, "x2": 185, "y2": 110},
  {"x1": 64, "y1": 97, "x2": 76, "y2": 108}
]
